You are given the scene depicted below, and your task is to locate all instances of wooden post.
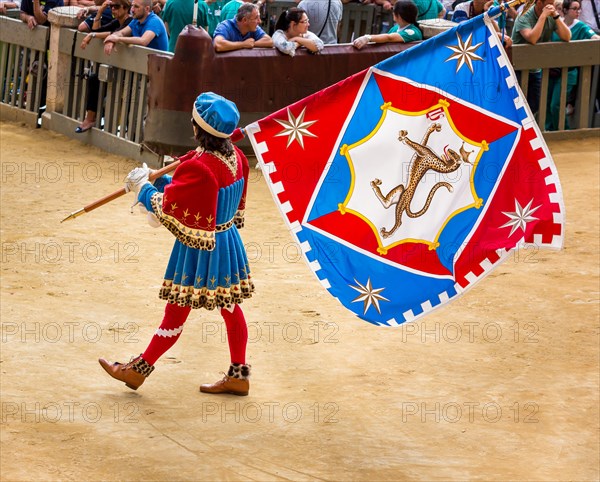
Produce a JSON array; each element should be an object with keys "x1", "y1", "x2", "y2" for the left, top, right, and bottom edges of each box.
[{"x1": 46, "y1": 6, "x2": 80, "y2": 113}]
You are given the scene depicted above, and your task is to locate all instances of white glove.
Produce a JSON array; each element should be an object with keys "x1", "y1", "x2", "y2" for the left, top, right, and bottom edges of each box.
[
  {"x1": 137, "y1": 204, "x2": 161, "y2": 228},
  {"x1": 125, "y1": 163, "x2": 151, "y2": 196}
]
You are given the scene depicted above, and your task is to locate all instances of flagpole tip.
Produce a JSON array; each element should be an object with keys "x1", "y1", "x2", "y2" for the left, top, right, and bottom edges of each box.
[{"x1": 60, "y1": 208, "x2": 85, "y2": 223}]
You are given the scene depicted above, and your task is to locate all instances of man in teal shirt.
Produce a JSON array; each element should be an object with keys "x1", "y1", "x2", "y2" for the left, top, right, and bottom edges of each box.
[
  {"x1": 206, "y1": 0, "x2": 228, "y2": 35},
  {"x1": 412, "y1": 0, "x2": 445, "y2": 20},
  {"x1": 511, "y1": 0, "x2": 571, "y2": 115},
  {"x1": 220, "y1": 0, "x2": 247, "y2": 21}
]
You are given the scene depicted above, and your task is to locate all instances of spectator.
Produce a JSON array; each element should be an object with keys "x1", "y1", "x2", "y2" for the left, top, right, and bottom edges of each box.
[
  {"x1": 545, "y1": 0, "x2": 599, "y2": 130},
  {"x1": 511, "y1": 0, "x2": 571, "y2": 115},
  {"x1": 162, "y1": 0, "x2": 209, "y2": 52},
  {"x1": 452, "y1": 0, "x2": 512, "y2": 46},
  {"x1": 206, "y1": 0, "x2": 228, "y2": 35},
  {"x1": 0, "y1": 0, "x2": 21, "y2": 15},
  {"x1": 441, "y1": 0, "x2": 454, "y2": 12},
  {"x1": 76, "y1": 0, "x2": 133, "y2": 133},
  {"x1": 77, "y1": 0, "x2": 114, "y2": 32},
  {"x1": 103, "y1": 0, "x2": 169, "y2": 53},
  {"x1": 220, "y1": 0, "x2": 247, "y2": 21},
  {"x1": 151, "y1": 0, "x2": 164, "y2": 15},
  {"x1": 353, "y1": 0, "x2": 421, "y2": 48},
  {"x1": 412, "y1": 0, "x2": 445, "y2": 20},
  {"x1": 272, "y1": 7, "x2": 324, "y2": 56},
  {"x1": 297, "y1": 0, "x2": 343, "y2": 44},
  {"x1": 20, "y1": 0, "x2": 64, "y2": 28},
  {"x1": 213, "y1": 2, "x2": 272, "y2": 51},
  {"x1": 579, "y1": 0, "x2": 599, "y2": 33},
  {"x1": 371, "y1": 0, "x2": 395, "y2": 10},
  {"x1": 74, "y1": 0, "x2": 102, "y2": 24}
]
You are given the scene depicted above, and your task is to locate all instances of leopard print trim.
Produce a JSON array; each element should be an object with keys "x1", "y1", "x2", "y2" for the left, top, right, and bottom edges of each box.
[
  {"x1": 228, "y1": 363, "x2": 251, "y2": 379},
  {"x1": 130, "y1": 356, "x2": 155, "y2": 377},
  {"x1": 151, "y1": 193, "x2": 236, "y2": 250},
  {"x1": 159, "y1": 278, "x2": 255, "y2": 310},
  {"x1": 216, "y1": 219, "x2": 234, "y2": 232},
  {"x1": 234, "y1": 210, "x2": 245, "y2": 229},
  {"x1": 151, "y1": 192, "x2": 215, "y2": 250}
]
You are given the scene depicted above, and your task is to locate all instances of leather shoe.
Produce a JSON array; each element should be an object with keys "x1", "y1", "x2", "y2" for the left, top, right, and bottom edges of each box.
[
  {"x1": 98, "y1": 355, "x2": 154, "y2": 390},
  {"x1": 200, "y1": 374, "x2": 249, "y2": 396}
]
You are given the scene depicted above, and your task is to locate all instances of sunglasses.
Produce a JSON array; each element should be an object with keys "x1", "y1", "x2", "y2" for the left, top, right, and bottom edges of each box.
[{"x1": 110, "y1": 4, "x2": 124, "y2": 8}]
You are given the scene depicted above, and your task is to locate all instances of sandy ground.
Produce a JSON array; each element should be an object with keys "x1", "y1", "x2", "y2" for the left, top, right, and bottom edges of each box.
[{"x1": 0, "y1": 121, "x2": 598, "y2": 481}]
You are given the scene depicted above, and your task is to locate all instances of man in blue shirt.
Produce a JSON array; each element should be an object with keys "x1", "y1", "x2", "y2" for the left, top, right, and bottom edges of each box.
[
  {"x1": 213, "y1": 2, "x2": 272, "y2": 52},
  {"x1": 104, "y1": 0, "x2": 168, "y2": 53}
]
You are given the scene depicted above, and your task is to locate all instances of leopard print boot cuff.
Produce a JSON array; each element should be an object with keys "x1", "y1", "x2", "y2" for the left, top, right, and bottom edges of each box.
[
  {"x1": 228, "y1": 363, "x2": 251, "y2": 380},
  {"x1": 131, "y1": 355, "x2": 155, "y2": 377}
]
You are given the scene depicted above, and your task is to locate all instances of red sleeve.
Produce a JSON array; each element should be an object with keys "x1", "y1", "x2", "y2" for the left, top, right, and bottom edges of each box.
[{"x1": 231, "y1": 128, "x2": 245, "y2": 144}]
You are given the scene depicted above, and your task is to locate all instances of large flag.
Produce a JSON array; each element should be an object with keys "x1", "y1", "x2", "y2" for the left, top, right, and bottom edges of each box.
[{"x1": 245, "y1": 12, "x2": 565, "y2": 326}]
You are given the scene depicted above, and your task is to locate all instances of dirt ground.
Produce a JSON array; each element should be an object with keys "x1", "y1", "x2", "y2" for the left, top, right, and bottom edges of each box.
[{"x1": 0, "y1": 121, "x2": 598, "y2": 481}]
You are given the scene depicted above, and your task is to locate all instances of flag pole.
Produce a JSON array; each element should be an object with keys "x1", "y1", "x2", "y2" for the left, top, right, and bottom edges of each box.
[
  {"x1": 60, "y1": 160, "x2": 180, "y2": 223},
  {"x1": 488, "y1": 0, "x2": 536, "y2": 19}
]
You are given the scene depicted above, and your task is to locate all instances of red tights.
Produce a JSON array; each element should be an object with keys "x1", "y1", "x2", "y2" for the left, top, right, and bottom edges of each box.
[{"x1": 142, "y1": 302, "x2": 247, "y2": 366}]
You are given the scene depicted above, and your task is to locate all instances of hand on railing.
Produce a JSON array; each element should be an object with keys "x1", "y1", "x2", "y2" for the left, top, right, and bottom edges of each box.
[{"x1": 104, "y1": 39, "x2": 117, "y2": 55}]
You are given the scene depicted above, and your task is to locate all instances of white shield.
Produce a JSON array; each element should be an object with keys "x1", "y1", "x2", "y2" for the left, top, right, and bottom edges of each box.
[{"x1": 343, "y1": 106, "x2": 482, "y2": 252}]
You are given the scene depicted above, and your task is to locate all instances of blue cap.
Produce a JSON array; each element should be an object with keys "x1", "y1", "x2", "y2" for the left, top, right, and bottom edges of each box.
[{"x1": 192, "y1": 92, "x2": 240, "y2": 138}]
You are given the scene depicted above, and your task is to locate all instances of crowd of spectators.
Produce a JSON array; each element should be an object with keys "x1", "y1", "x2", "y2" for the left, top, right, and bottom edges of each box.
[{"x1": 2, "y1": 0, "x2": 598, "y2": 131}]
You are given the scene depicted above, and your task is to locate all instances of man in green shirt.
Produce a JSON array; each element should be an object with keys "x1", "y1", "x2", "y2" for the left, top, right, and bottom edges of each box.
[
  {"x1": 412, "y1": 0, "x2": 445, "y2": 20},
  {"x1": 206, "y1": 0, "x2": 229, "y2": 35},
  {"x1": 220, "y1": 0, "x2": 246, "y2": 21},
  {"x1": 162, "y1": 0, "x2": 209, "y2": 52},
  {"x1": 511, "y1": 0, "x2": 571, "y2": 115}
]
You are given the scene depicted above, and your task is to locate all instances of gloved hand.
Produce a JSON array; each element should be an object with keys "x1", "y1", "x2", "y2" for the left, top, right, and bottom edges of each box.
[
  {"x1": 137, "y1": 204, "x2": 161, "y2": 228},
  {"x1": 125, "y1": 163, "x2": 151, "y2": 197}
]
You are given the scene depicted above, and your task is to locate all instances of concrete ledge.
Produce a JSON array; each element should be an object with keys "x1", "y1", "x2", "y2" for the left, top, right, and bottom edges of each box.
[
  {"x1": 0, "y1": 103, "x2": 39, "y2": 127},
  {"x1": 41, "y1": 111, "x2": 162, "y2": 167}
]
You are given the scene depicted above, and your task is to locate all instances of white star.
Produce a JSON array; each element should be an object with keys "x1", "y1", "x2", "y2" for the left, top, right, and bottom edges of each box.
[
  {"x1": 445, "y1": 32, "x2": 484, "y2": 74},
  {"x1": 274, "y1": 107, "x2": 317, "y2": 149},
  {"x1": 350, "y1": 278, "x2": 389, "y2": 315},
  {"x1": 500, "y1": 199, "x2": 541, "y2": 237}
]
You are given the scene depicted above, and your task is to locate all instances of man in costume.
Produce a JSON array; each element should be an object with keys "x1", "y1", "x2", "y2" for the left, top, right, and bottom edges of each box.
[{"x1": 99, "y1": 92, "x2": 255, "y2": 396}]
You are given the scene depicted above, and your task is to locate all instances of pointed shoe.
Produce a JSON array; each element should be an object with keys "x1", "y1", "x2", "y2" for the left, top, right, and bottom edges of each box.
[
  {"x1": 200, "y1": 375, "x2": 249, "y2": 396},
  {"x1": 200, "y1": 363, "x2": 251, "y2": 396},
  {"x1": 98, "y1": 354, "x2": 154, "y2": 390}
]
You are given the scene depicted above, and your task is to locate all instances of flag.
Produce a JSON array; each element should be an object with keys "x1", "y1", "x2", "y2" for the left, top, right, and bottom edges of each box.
[{"x1": 245, "y1": 12, "x2": 565, "y2": 326}]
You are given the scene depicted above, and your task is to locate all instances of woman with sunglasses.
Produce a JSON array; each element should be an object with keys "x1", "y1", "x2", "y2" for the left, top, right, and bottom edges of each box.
[
  {"x1": 272, "y1": 7, "x2": 324, "y2": 56},
  {"x1": 76, "y1": 0, "x2": 132, "y2": 133}
]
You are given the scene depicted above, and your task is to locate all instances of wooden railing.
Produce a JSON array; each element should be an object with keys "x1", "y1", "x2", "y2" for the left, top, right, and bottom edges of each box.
[
  {"x1": 41, "y1": 24, "x2": 171, "y2": 163},
  {"x1": 511, "y1": 39, "x2": 600, "y2": 137},
  {"x1": 0, "y1": 16, "x2": 49, "y2": 125}
]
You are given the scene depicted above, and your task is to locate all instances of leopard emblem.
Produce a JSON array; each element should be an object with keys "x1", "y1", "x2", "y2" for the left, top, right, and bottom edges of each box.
[{"x1": 371, "y1": 123, "x2": 473, "y2": 239}]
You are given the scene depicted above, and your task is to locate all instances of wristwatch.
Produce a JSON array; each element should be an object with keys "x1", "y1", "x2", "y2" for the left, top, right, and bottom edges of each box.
[
  {"x1": 366, "y1": 35, "x2": 372, "y2": 42},
  {"x1": 553, "y1": 14, "x2": 560, "y2": 19}
]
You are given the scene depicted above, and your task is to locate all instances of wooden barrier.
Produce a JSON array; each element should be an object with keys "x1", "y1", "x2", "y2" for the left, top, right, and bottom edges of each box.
[{"x1": 0, "y1": 16, "x2": 49, "y2": 126}]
